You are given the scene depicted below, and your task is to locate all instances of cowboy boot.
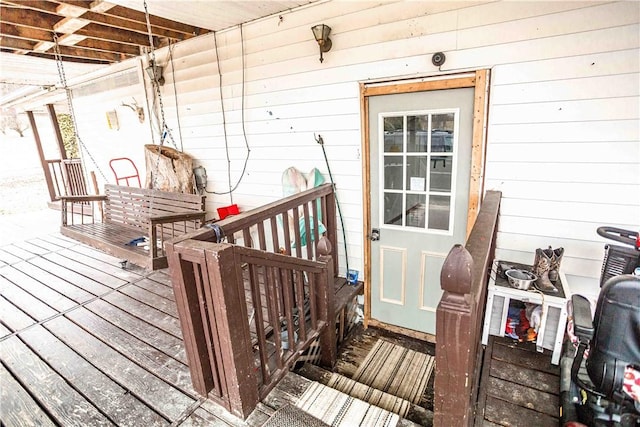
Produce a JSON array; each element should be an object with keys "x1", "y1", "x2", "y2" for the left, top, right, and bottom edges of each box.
[
  {"x1": 549, "y1": 246, "x2": 564, "y2": 282},
  {"x1": 533, "y1": 248, "x2": 558, "y2": 293}
]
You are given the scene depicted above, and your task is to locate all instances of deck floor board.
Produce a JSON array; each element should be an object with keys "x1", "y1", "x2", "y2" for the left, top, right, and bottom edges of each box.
[
  {"x1": 0, "y1": 335, "x2": 115, "y2": 426},
  {"x1": 18, "y1": 325, "x2": 169, "y2": 426},
  {"x1": 476, "y1": 336, "x2": 561, "y2": 426}
]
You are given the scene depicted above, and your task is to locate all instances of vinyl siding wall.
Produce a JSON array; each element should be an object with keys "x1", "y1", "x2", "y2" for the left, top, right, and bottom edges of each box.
[{"x1": 69, "y1": 0, "x2": 639, "y2": 284}]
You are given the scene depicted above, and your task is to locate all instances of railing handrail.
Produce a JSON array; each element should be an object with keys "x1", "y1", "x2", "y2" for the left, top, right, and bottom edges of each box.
[
  {"x1": 434, "y1": 190, "x2": 502, "y2": 427},
  {"x1": 175, "y1": 183, "x2": 334, "y2": 243},
  {"x1": 234, "y1": 245, "x2": 328, "y2": 272}
]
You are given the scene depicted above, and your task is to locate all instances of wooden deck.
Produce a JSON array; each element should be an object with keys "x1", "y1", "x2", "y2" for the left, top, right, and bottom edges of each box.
[
  {"x1": 0, "y1": 228, "x2": 362, "y2": 426},
  {"x1": 1, "y1": 209, "x2": 562, "y2": 427},
  {"x1": 475, "y1": 336, "x2": 561, "y2": 426}
]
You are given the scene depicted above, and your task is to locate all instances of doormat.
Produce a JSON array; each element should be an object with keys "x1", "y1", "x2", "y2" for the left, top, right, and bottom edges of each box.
[
  {"x1": 327, "y1": 373, "x2": 412, "y2": 417},
  {"x1": 296, "y1": 382, "x2": 399, "y2": 427},
  {"x1": 351, "y1": 338, "x2": 434, "y2": 404},
  {"x1": 263, "y1": 404, "x2": 329, "y2": 427}
]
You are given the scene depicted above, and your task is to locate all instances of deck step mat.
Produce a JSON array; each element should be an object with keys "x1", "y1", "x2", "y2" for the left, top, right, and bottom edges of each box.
[
  {"x1": 327, "y1": 372, "x2": 412, "y2": 417},
  {"x1": 263, "y1": 404, "x2": 329, "y2": 427},
  {"x1": 353, "y1": 339, "x2": 434, "y2": 404},
  {"x1": 296, "y1": 382, "x2": 399, "y2": 427}
]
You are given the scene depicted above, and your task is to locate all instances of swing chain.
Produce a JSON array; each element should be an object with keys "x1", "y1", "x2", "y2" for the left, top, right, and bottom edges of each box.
[
  {"x1": 142, "y1": 0, "x2": 180, "y2": 194},
  {"x1": 52, "y1": 32, "x2": 109, "y2": 182},
  {"x1": 142, "y1": 0, "x2": 179, "y2": 153}
]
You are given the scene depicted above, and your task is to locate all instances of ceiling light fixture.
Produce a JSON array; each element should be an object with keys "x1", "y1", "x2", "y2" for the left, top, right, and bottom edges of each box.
[{"x1": 311, "y1": 24, "x2": 332, "y2": 63}]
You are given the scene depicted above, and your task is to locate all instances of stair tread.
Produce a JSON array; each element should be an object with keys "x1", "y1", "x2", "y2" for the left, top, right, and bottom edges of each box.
[{"x1": 295, "y1": 364, "x2": 432, "y2": 426}]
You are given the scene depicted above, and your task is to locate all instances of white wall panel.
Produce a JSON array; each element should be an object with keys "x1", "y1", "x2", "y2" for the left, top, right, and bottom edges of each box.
[{"x1": 62, "y1": 1, "x2": 639, "y2": 280}]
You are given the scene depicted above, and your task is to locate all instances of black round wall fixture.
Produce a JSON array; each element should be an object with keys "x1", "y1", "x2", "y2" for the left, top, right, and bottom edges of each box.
[{"x1": 432, "y1": 52, "x2": 446, "y2": 67}]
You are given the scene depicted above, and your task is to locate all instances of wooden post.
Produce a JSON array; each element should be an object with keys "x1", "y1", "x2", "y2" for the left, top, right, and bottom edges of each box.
[
  {"x1": 204, "y1": 243, "x2": 259, "y2": 419},
  {"x1": 324, "y1": 188, "x2": 339, "y2": 275},
  {"x1": 317, "y1": 236, "x2": 337, "y2": 368},
  {"x1": 165, "y1": 240, "x2": 215, "y2": 396},
  {"x1": 434, "y1": 244, "x2": 474, "y2": 426},
  {"x1": 26, "y1": 110, "x2": 57, "y2": 202},
  {"x1": 47, "y1": 104, "x2": 67, "y2": 160}
]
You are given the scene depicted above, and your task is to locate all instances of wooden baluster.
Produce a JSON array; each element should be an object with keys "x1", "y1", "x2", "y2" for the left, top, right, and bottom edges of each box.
[
  {"x1": 249, "y1": 262, "x2": 269, "y2": 384},
  {"x1": 292, "y1": 208, "x2": 302, "y2": 258},
  {"x1": 282, "y1": 212, "x2": 292, "y2": 255},
  {"x1": 295, "y1": 268, "x2": 307, "y2": 342},
  {"x1": 434, "y1": 244, "x2": 473, "y2": 426},
  {"x1": 257, "y1": 221, "x2": 267, "y2": 250},
  {"x1": 270, "y1": 216, "x2": 280, "y2": 254},
  {"x1": 311, "y1": 198, "x2": 320, "y2": 258},
  {"x1": 302, "y1": 202, "x2": 313, "y2": 260},
  {"x1": 316, "y1": 236, "x2": 336, "y2": 368}
]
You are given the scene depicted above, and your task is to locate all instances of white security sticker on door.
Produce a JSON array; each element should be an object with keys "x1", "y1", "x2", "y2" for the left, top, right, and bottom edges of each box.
[{"x1": 410, "y1": 177, "x2": 425, "y2": 191}]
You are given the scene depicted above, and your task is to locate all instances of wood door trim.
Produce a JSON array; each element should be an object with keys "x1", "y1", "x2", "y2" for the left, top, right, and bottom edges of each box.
[
  {"x1": 360, "y1": 70, "x2": 490, "y2": 334},
  {"x1": 362, "y1": 76, "x2": 476, "y2": 97}
]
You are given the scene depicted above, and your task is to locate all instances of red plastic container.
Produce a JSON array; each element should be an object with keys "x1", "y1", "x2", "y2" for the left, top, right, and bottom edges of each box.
[{"x1": 217, "y1": 204, "x2": 239, "y2": 219}]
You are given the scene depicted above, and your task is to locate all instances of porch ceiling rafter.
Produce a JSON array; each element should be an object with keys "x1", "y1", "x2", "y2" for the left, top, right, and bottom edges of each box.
[{"x1": 0, "y1": 0, "x2": 210, "y2": 64}]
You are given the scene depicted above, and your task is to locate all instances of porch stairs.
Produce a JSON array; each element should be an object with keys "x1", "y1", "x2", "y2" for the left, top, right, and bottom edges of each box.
[{"x1": 267, "y1": 335, "x2": 435, "y2": 427}]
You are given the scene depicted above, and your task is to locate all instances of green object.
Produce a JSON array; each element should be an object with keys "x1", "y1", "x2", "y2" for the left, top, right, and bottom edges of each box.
[{"x1": 294, "y1": 216, "x2": 326, "y2": 248}]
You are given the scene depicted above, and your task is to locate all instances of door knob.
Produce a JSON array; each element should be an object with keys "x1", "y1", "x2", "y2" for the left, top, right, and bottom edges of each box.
[{"x1": 369, "y1": 228, "x2": 380, "y2": 241}]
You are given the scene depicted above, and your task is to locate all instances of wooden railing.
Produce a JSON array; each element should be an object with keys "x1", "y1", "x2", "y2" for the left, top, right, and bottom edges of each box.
[
  {"x1": 165, "y1": 184, "x2": 338, "y2": 419},
  {"x1": 434, "y1": 190, "x2": 502, "y2": 426}
]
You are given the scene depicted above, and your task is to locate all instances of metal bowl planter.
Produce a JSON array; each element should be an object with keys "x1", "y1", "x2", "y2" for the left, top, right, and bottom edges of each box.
[{"x1": 505, "y1": 269, "x2": 537, "y2": 290}]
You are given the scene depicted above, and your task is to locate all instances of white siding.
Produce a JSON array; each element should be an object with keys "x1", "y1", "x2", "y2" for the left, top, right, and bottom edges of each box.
[{"x1": 67, "y1": 1, "x2": 639, "y2": 287}]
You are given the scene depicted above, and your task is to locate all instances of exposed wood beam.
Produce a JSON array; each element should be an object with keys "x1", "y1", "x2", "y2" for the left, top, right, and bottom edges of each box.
[
  {"x1": 0, "y1": 0, "x2": 59, "y2": 14},
  {"x1": 73, "y1": 37, "x2": 140, "y2": 55},
  {"x1": 54, "y1": 17, "x2": 91, "y2": 33},
  {"x1": 26, "y1": 50, "x2": 110, "y2": 63},
  {"x1": 0, "y1": 22, "x2": 56, "y2": 43},
  {"x1": 80, "y1": 10, "x2": 194, "y2": 40},
  {"x1": 0, "y1": 0, "x2": 210, "y2": 65},
  {"x1": 0, "y1": 5, "x2": 60, "y2": 30},
  {"x1": 104, "y1": 5, "x2": 207, "y2": 35},
  {"x1": 88, "y1": 0, "x2": 116, "y2": 13},
  {"x1": 43, "y1": 42, "x2": 126, "y2": 61},
  {"x1": 0, "y1": 36, "x2": 36, "y2": 51},
  {"x1": 56, "y1": 2, "x2": 87, "y2": 17},
  {"x1": 75, "y1": 22, "x2": 157, "y2": 46}
]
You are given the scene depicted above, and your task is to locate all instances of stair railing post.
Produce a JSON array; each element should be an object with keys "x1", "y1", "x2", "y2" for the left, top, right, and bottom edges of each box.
[
  {"x1": 203, "y1": 243, "x2": 259, "y2": 419},
  {"x1": 316, "y1": 236, "x2": 337, "y2": 368},
  {"x1": 434, "y1": 244, "x2": 474, "y2": 426}
]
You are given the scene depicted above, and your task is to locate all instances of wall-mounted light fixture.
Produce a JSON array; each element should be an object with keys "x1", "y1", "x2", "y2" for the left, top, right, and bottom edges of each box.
[
  {"x1": 311, "y1": 24, "x2": 332, "y2": 63},
  {"x1": 146, "y1": 59, "x2": 165, "y2": 86}
]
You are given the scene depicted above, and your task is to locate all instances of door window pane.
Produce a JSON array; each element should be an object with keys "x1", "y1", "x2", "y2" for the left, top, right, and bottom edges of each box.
[
  {"x1": 428, "y1": 195, "x2": 451, "y2": 230},
  {"x1": 384, "y1": 192, "x2": 403, "y2": 225},
  {"x1": 384, "y1": 156, "x2": 403, "y2": 190},
  {"x1": 406, "y1": 156, "x2": 428, "y2": 191},
  {"x1": 429, "y1": 157, "x2": 452, "y2": 191},
  {"x1": 406, "y1": 194, "x2": 426, "y2": 228},
  {"x1": 384, "y1": 117, "x2": 403, "y2": 152},
  {"x1": 407, "y1": 115, "x2": 428, "y2": 153}
]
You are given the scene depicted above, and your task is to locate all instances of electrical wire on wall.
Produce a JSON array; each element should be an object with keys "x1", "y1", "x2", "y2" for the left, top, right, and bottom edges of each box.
[
  {"x1": 204, "y1": 23, "x2": 251, "y2": 200},
  {"x1": 315, "y1": 134, "x2": 350, "y2": 276}
]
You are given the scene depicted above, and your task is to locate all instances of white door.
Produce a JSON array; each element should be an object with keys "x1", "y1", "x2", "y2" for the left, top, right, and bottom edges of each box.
[{"x1": 369, "y1": 87, "x2": 474, "y2": 335}]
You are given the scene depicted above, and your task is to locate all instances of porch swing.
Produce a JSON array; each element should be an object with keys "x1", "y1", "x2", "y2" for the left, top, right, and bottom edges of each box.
[{"x1": 57, "y1": 6, "x2": 206, "y2": 270}]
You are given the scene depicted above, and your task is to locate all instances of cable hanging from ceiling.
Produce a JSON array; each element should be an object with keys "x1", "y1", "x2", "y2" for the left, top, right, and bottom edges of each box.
[{"x1": 205, "y1": 23, "x2": 251, "y2": 200}]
